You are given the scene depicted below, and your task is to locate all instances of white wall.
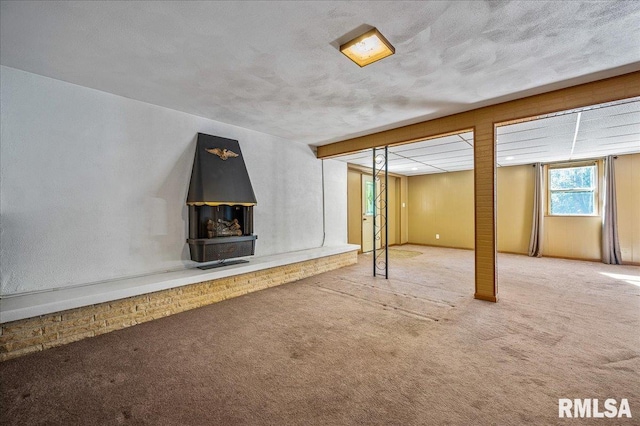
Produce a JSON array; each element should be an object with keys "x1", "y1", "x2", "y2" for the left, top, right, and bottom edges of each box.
[
  {"x1": 320, "y1": 159, "x2": 348, "y2": 247},
  {"x1": 0, "y1": 66, "x2": 346, "y2": 294}
]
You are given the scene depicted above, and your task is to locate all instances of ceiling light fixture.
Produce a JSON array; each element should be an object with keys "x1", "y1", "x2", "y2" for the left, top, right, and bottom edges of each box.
[
  {"x1": 505, "y1": 156, "x2": 515, "y2": 160},
  {"x1": 340, "y1": 28, "x2": 395, "y2": 67}
]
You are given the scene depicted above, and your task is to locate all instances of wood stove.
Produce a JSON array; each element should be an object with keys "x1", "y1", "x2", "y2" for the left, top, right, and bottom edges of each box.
[{"x1": 186, "y1": 134, "x2": 257, "y2": 265}]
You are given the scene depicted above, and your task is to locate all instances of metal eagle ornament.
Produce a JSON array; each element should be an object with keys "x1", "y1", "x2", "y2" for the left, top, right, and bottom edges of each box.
[{"x1": 206, "y1": 148, "x2": 239, "y2": 160}]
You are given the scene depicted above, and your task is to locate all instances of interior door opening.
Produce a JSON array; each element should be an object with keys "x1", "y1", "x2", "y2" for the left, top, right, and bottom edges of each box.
[{"x1": 362, "y1": 174, "x2": 374, "y2": 253}]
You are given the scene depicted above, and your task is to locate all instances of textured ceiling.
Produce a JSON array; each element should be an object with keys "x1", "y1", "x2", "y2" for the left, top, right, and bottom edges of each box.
[
  {"x1": 1, "y1": 1, "x2": 640, "y2": 146},
  {"x1": 336, "y1": 99, "x2": 640, "y2": 176}
]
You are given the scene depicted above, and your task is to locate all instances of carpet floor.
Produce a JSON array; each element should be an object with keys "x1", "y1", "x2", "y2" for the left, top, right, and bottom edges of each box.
[{"x1": 1, "y1": 246, "x2": 639, "y2": 425}]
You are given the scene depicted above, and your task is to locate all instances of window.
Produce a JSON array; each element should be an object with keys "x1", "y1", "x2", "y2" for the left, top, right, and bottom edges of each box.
[
  {"x1": 548, "y1": 163, "x2": 598, "y2": 215},
  {"x1": 364, "y1": 181, "x2": 374, "y2": 215}
]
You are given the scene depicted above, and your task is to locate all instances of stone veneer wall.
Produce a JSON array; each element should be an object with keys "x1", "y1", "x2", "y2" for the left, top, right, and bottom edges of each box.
[{"x1": 0, "y1": 251, "x2": 357, "y2": 362}]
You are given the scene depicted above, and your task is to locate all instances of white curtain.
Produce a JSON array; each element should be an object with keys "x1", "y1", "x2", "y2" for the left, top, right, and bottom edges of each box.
[
  {"x1": 602, "y1": 156, "x2": 622, "y2": 264},
  {"x1": 528, "y1": 163, "x2": 544, "y2": 257}
]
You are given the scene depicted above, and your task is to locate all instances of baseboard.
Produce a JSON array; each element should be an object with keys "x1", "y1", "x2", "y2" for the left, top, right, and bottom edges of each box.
[
  {"x1": 497, "y1": 251, "x2": 639, "y2": 265},
  {"x1": 406, "y1": 242, "x2": 474, "y2": 251},
  {"x1": 539, "y1": 254, "x2": 601, "y2": 263}
]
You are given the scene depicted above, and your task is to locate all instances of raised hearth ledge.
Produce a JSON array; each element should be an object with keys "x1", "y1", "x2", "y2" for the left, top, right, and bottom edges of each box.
[{"x1": 0, "y1": 245, "x2": 359, "y2": 324}]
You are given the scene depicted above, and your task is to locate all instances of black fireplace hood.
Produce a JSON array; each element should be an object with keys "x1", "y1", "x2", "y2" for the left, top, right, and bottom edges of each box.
[{"x1": 187, "y1": 133, "x2": 257, "y2": 206}]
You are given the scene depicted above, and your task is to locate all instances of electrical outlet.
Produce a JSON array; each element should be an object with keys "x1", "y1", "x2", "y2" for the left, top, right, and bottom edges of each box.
[{"x1": 436, "y1": 234, "x2": 440, "y2": 239}]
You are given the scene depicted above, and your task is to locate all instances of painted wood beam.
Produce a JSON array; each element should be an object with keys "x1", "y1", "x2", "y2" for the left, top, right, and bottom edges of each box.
[
  {"x1": 316, "y1": 71, "x2": 640, "y2": 159},
  {"x1": 318, "y1": 70, "x2": 640, "y2": 303}
]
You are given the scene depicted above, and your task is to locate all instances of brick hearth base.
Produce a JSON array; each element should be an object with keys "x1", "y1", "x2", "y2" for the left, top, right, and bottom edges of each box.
[{"x1": 0, "y1": 251, "x2": 357, "y2": 362}]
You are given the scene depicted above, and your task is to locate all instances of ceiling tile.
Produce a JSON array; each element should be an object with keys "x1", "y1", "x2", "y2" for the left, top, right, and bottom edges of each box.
[{"x1": 334, "y1": 100, "x2": 639, "y2": 175}]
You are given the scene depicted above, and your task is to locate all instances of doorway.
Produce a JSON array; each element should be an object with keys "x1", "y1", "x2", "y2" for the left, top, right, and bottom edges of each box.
[
  {"x1": 347, "y1": 163, "x2": 404, "y2": 253},
  {"x1": 362, "y1": 174, "x2": 374, "y2": 252}
]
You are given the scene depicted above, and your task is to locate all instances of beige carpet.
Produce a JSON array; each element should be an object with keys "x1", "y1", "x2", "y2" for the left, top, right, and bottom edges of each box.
[
  {"x1": 1, "y1": 245, "x2": 638, "y2": 425},
  {"x1": 387, "y1": 248, "x2": 424, "y2": 259}
]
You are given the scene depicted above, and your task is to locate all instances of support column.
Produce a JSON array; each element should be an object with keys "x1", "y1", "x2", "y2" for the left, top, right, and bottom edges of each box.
[{"x1": 474, "y1": 121, "x2": 498, "y2": 302}]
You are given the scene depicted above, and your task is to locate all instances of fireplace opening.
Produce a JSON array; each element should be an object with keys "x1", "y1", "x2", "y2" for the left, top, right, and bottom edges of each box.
[
  {"x1": 193, "y1": 205, "x2": 253, "y2": 239},
  {"x1": 187, "y1": 204, "x2": 257, "y2": 265}
]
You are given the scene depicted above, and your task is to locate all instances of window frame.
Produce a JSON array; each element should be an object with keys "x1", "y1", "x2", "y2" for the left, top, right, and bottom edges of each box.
[{"x1": 546, "y1": 161, "x2": 599, "y2": 217}]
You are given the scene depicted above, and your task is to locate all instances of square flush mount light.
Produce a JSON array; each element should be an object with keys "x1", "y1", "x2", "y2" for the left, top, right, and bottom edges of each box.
[{"x1": 340, "y1": 28, "x2": 395, "y2": 67}]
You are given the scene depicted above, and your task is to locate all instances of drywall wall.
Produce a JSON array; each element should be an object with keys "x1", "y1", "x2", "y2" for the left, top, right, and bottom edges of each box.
[
  {"x1": 497, "y1": 165, "x2": 535, "y2": 254},
  {"x1": 400, "y1": 176, "x2": 409, "y2": 244},
  {"x1": 320, "y1": 159, "x2": 348, "y2": 247},
  {"x1": 347, "y1": 170, "x2": 362, "y2": 248},
  {"x1": 387, "y1": 176, "x2": 398, "y2": 246},
  {"x1": 0, "y1": 66, "x2": 346, "y2": 294},
  {"x1": 615, "y1": 153, "x2": 640, "y2": 264},
  {"x1": 407, "y1": 161, "x2": 638, "y2": 260},
  {"x1": 407, "y1": 170, "x2": 474, "y2": 249},
  {"x1": 543, "y1": 216, "x2": 602, "y2": 260}
]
